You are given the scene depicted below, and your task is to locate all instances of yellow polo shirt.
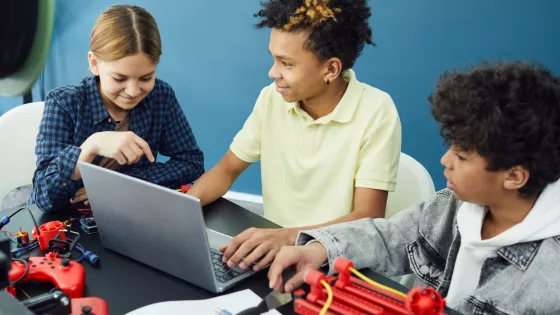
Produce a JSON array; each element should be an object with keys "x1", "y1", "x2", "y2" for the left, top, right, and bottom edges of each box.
[{"x1": 230, "y1": 70, "x2": 401, "y2": 228}]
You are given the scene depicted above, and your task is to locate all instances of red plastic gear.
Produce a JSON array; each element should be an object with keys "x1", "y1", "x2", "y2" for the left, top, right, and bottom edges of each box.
[{"x1": 406, "y1": 287, "x2": 446, "y2": 315}]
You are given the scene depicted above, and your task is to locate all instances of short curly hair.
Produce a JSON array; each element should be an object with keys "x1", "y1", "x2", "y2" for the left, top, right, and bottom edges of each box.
[
  {"x1": 254, "y1": 0, "x2": 374, "y2": 70},
  {"x1": 430, "y1": 61, "x2": 560, "y2": 197}
]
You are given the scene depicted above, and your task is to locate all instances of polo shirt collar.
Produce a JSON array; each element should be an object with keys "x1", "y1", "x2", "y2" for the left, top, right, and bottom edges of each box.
[{"x1": 286, "y1": 69, "x2": 361, "y2": 124}]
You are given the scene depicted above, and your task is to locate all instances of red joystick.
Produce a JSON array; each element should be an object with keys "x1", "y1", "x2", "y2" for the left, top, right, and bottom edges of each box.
[
  {"x1": 406, "y1": 287, "x2": 446, "y2": 315},
  {"x1": 8, "y1": 254, "x2": 86, "y2": 298},
  {"x1": 32, "y1": 221, "x2": 66, "y2": 251},
  {"x1": 71, "y1": 297, "x2": 109, "y2": 315}
]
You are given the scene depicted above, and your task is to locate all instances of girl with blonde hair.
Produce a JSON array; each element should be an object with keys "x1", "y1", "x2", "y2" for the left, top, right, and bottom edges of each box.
[{"x1": 29, "y1": 5, "x2": 204, "y2": 212}]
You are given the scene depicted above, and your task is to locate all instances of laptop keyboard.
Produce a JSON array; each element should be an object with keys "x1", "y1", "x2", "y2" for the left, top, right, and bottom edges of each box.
[{"x1": 211, "y1": 251, "x2": 250, "y2": 283}]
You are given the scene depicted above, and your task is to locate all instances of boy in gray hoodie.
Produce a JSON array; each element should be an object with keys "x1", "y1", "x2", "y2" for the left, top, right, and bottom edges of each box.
[{"x1": 268, "y1": 61, "x2": 560, "y2": 315}]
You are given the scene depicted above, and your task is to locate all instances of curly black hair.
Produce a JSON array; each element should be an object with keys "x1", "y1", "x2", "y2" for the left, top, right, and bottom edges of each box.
[
  {"x1": 430, "y1": 61, "x2": 560, "y2": 197},
  {"x1": 254, "y1": 0, "x2": 373, "y2": 70}
]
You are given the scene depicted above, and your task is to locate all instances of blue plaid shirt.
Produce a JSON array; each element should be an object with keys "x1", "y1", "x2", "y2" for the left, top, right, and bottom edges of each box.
[{"x1": 29, "y1": 76, "x2": 205, "y2": 212}]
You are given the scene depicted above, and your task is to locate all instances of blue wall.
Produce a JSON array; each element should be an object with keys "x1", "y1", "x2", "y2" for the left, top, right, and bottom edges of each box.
[{"x1": 1, "y1": 0, "x2": 559, "y2": 194}]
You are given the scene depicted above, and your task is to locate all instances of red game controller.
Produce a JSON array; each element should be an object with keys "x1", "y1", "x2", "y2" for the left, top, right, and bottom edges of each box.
[
  {"x1": 8, "y1": 252, "x2": 86, "y2": 298},
  {"x1": 71, "y1": 297, "x2": 109, "y2": 315}
]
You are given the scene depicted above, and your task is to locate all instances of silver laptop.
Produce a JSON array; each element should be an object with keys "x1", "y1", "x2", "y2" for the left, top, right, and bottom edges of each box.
[{"x1": 78, "y1": 161, "x2": 257, "y2": 293}]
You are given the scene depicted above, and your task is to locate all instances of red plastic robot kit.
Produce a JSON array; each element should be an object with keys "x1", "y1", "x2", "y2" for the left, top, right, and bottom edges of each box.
[
  {"x1": 293, "y1": 258, "x2": 447, "y2": 315},
  {"x1": 1, "y1": 207, "x2": 109, "y2": 314}
]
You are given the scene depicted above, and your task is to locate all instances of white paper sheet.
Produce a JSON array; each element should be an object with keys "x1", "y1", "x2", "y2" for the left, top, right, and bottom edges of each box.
[{"x1": 124, "y1": 289, "x2": 283, "y2": 315}]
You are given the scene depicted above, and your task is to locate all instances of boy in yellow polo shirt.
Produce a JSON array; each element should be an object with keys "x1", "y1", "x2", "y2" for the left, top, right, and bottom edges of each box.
[{"x1": 188, "y1": 0, "x2": 401, "y2": 271}]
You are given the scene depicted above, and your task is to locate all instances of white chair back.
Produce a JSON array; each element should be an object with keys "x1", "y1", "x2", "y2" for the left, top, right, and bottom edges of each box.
[
  {"x1": 0, "y1": 102, "x2": 45, "y2": 202},
  {"x1": 386, "y1": 153, "x2": 436, "y2": 218}
]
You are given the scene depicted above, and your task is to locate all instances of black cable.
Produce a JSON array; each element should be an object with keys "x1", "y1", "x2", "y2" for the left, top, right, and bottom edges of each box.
[
  {"x1": 0, "y1": 207, "x2": 40, "y2": 246},
  {"x1": 9, "y1": 207, "x2": 41, "y2": 236},
  {"x1": 11, "y1": 258, "x2": 29, "y2": 286},
  {"x1": 0, "y1": 207, "x2": 27, "y2": 231},
  {"x1": 7, "y1": 207, "x2": 25, "y2": 219},
  {"x1": 24, "y1": 207, "x2": 40, "y2": 236}
]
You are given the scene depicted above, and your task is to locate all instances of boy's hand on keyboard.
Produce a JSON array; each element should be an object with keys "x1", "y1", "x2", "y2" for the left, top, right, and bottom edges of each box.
[
  {"x1": 220, "y1": 227, "x2": 296, "y2": 272},
  {"x1": 267, "y1": 242, "x2": 328, "y2": 293}
]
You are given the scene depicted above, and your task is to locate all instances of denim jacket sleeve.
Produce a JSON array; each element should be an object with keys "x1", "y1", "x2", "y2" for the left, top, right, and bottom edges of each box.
[
  {"x1": 296, "y1": 198, "x2": 430, "y2": 277},
  {"x1": 296, "y1": 190, "x2": 458, "y2": 277}
]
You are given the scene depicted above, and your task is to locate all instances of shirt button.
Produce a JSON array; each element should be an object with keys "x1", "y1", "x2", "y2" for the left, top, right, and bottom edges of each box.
[
  {"x1": 107, "y1": 118, "x2": 112, "y2": 123},
  {"x1": 62, "y1": 182, "x2": 67, "y2": 187},
  {"x1": 419, "y1": 265, "x2": 430, "y2": 275}
]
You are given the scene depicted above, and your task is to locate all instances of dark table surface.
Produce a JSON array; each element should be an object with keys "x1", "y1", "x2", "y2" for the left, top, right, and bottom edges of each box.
[{"x1": 1, "y1": 199, "x2": 460, "y2": 315}]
